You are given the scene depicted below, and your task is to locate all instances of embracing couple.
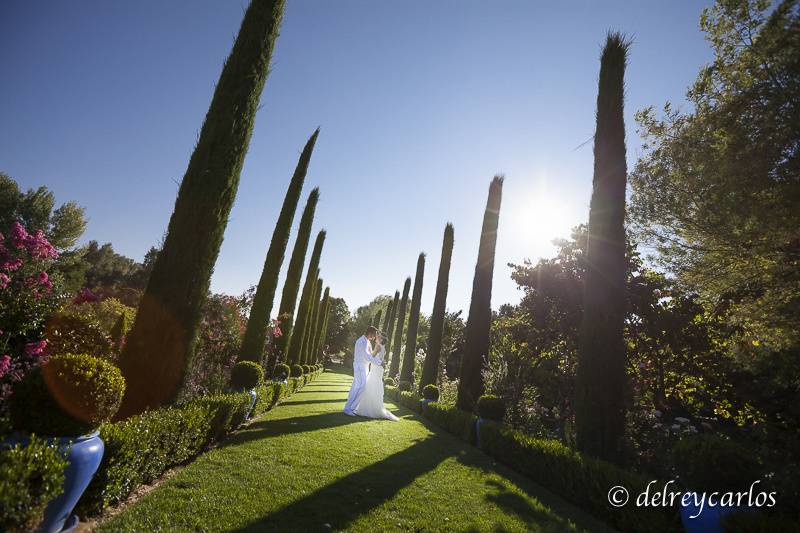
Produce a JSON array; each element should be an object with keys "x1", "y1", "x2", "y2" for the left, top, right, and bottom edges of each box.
[{"x1": 343, "y1": 326, "x2": 399, "y2": 421}]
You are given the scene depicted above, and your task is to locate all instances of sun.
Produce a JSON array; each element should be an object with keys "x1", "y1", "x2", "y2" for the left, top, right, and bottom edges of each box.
[{"x1": 511, "y1": 186, "x2": 573, "y2": 252}]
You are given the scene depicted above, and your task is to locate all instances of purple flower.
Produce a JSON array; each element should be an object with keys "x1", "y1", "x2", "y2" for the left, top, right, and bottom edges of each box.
[
  {"x1": 25, "y1": 339, "x2": 47, "y2": 357},
  {"x1": 10, "y1": 221, "x2": 29, "y2": 249},
  {"x1": 0, "y1": 355, "x2": 11, "y2": 378},
  {"x1": 0, "y1": 272, "x2": 9, "y2": 289}
]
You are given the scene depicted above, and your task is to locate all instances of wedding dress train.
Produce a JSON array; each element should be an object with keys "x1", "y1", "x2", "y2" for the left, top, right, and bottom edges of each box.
[{"x1": 352, "y1": 362, "x2": 398, "y2": 421}]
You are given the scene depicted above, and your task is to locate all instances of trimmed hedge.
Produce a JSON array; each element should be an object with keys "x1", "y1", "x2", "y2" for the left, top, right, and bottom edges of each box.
[
  {"x1": 422, "y1": 384, "x2": 440, "y2": 401},
  {"x1": 397, "y1": 380, "x2": 412, "y2": 392},
  {"x1": 0, "y1": 437, "x2": 68, "y2": 532},
  {"x1": 477, "y1": 421, "x2": 677, "y2": 532},
  {"x1": 476, "y1": 394, "x2": 505, "y2": 421},
  {"x1": 398, "y1": 391, "x2": 422, "y2": 412},
  {"x1": 230, "y1": 361, "x2": 263, "y2": 391},
  {"x1": 273, "y1": 363, "x2": 291, "y2": 380},
  {"x1": 420, "y1": 402, "x2": 477, "y2": 444},
  {"x1": 290, "y1": 364, "x2": 304, "y2": 378}
]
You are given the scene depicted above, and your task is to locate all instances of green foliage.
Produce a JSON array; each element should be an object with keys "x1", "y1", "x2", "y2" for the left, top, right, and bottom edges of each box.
[
  {"x1": 421, "y1": 224, "x2": 454, "y2": 389},
  {"x1": 286, "y1": 231, "x2": 326, "y2": 364},
  {"x1": 630, "y1": 0, "x2": 800, "y2": 352},
  {"x1": 384, "y1": 291, "x2": 400, "y2": 356},
  {"x1": 478, "y1": 422, "x2": 676, "y2": 532},
  {"x1": 273, "y1": 363, "x2": 291, "y2": 380},
  {"x1": 476, "y1": 394, "x2": 505, "y2": 421},
  {"x1": 457, "y1": 176, "x2": 503, "y2": 411},
  {"x1": 302, "y1": 364, "x2": 311, "y2": 375},
  {"x1": 313, "y1": 290, "x2": 331, "y2": 363},
  {"x1": 44, "y1": 298, "x2": 136, "y2": 360},
  {"x1": 576, "y1": 32, "x2": 630, "y2": 461},
  {"x1": 421, "y1": 384, "x2": 439, "y2": 401},
  {"x1": 398, "y1": 391, "x2": 422, "y2": 412},
  {"x1": 400, "y1": 253, "x2": 425, "y2": 383},
  {"x1": 229, "y1": 361, "x2": 263, "y2": 391},
  {"x1": 671, "y1": 434, "x2": 760, "y2": 492},
  {"x1": 302, "y1": 278, "x2": 323, "y2": 364},
  {"x1": 722, "y1": 511, "x2": 800, "y2": 532},
  {"x1": 0, "y1": 436, "x2": 68, "y2": 533},
  {"x1": 76, "y1": 391, "x2": 252, "y2": 515},
  {"x1": 10, "y1": 353, "x2": 125, "y2": 436},
  {"x1": 324, "y1": 296, "x2": 350, "y2": 356},
  {"x1": 240, "y1": 129, "x2": 319, "y2": 362},
  {"x1": 390, "y1": 279, "x2": 411, "y2": 376},
  {"x1": 397, "y1": 380, "x2": 412, "y2": 392},
  {"x1": 420, "y1": 402, "x2": 477, "y2": 444},
  {"x1": 117, "y1": 0, "x2": 287, "y2": 417},
  {"x1": 288, "y1": 364, "x2": 302, "y2": 378}
]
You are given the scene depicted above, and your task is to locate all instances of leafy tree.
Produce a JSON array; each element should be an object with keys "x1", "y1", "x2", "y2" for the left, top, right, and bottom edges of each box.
[
  {"x1": 421, "y1": 223, "x2": 454, "y2": 389},
  {"x1": 287, "y1": 231, "x2": 325, "y2": 364},
  {"x1": 630, "y1": 0, "x2": 800, "y2": 352},
  {"x1": 324, "y1": 296, "x2": 351, "y2": 356},
  {"x1": 274, "y1": 189, "x2": 319, "y2": 356},
  {"x1": 118, "y1": 0, "x2": 286, "y2": 416},
  {"x1": 389, "y1": 279, "x2": 411, "y2": 377},
  {"x1": 575, "y1": 32, "x2": 630, "y2": 461},
  {"x1": 457, "y1": 176, "x2": 503, "y2": 411},
  {"x1": 240, "y1": 129, "x2": 320, "y2": 362},
  {"x1": 400, "y1": 253, "x2": 425, "y2": 383}
]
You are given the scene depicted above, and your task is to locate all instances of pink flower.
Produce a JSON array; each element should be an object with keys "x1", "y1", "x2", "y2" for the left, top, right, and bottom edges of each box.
[
  {"x1": 10, "y1": 221, "x2": 29, "y2": 249},
  {"x1": 0, "y1": 272, "x2": 9, "y2": 289},
  {"x1": 25, "y1": 340, "x2": 47, "y2": 357},
  {"x1": 38, "y1": 271, "x2": 53, "y2": 290},
  {"x1": 0, "y1": 355, "x2": 11, "y2": 378},
  {"x1": 73, "y1": 287, "x2": 100, "y2": 304},
  {"x1": 1, "y1": 257, "x2": 22, "y2": 272},
  {"x1": 26, "y1": 229, "x2": 58, "y2": 259}
]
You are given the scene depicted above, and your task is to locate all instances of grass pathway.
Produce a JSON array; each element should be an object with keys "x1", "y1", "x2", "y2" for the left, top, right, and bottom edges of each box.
[{"x1": 97, "y1": 369, "x2": 611, "y2": 532}]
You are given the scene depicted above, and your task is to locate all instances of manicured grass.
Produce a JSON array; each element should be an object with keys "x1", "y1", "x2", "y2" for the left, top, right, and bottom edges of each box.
[{"x1": 97, "y1": 369, "x2": 610, "y2": 532}]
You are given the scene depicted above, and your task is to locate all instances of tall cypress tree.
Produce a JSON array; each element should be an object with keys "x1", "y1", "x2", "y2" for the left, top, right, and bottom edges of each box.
[
  {"x1": 457, "y1": 176, "x2": 504, "y2": 411},
  {"x1": 389, "y1": 279, "x2": 411, "y2": 377},
  {"x1": 400, "y1": 253, "x2": 425, "y2": 383},
  {"x1": 372, "y1": 309, "x2": 383, "y2": 329},
  {"x1": 240, "y1": 129, "x2": 319, "y2": 362},
  {"x1": 421, "y1": 223, "x2": 454, "y2": 389},
  {"x1": 381, "y1": 299, "x2": 394, "y2": 337},
  {"x1": 313, "y1": 287, "x2": 330, "y2": 362},
  {"x1": 274, "y1": 190, "x2": 319, "y2": 358},
  {"x1": 303, "y1": 276, "x2": 322, "y2": 363},
  {"x1": 287, "y1": 230, "x2": 326, "y2": 364},
  {"x1": 575, "y1": 33, "x2": 630, "y2": 462},
  {"x1": 385, "y1": 290, "x2": 400, "y2": 354},
  {"x1": 118, "y1": 0, "x2": 286, "y2": 416}
]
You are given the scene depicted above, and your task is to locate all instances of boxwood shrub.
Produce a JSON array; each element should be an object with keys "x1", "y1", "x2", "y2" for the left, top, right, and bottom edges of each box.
[
  {"x1": 273, "y1": 363, "x2": 291, "y2": 380},
  {"x1": 476, "y1": 394, "x2": 505, "y2": 422},
  {"x1": 422, "y1": 384, "x2": 440, "y2": 401},
  {"x1": 290, "y1": 364, "x2": 304, "y2": 378},
  {"x1": 397, "y1": 380, "x2": 412, "y2": 392},
  {"x1": 420, "y1": 402, "x2": 477, "y2": 444},
  {"x1": 302, "y1": 364, "x2": 311, "y2": 375},
  {"x1": 9, "y1": 353, "x2": 125, "y2": 437},
  {"x1": 229, "y1": 361, "x2": 263, "y2": 391},
  {"x1": 0, "y1": 437, "x2": 68, "y2": 532},
  {"x1": 398, "y1": 391, "x2": 422, "y2": 413},
  {"x1": 477, "y1": 421, "x2": 677, "y2": 532},
  {"x1": 384, "y1": 385, "x2": 399, "y2": 401}
]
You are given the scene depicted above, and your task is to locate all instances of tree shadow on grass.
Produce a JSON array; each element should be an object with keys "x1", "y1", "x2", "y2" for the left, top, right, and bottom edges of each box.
[
  {"x1": 231, "y1": 437, "x2": 451, "y2": 532},
  {"x1": 218, "y1": 412, "x2": 366, "y2": 450},
  {"x1": 279, "y1": 398, "x2": 346, "y2": 406}
]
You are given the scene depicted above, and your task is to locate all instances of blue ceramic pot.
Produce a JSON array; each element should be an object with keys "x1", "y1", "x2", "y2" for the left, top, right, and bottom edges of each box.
[
  {"x1": 40, "y1": 432, "x2": 104, "y2": 533},
  {"x1": 679, "y1": 494, "x2": 741, "y2": 533},
  {"x1": 475, "y1": 417, "x2": 485, "y2": 448},
  {"x1": 246, "y1": 389, "x2": 258, "y2": 419}
]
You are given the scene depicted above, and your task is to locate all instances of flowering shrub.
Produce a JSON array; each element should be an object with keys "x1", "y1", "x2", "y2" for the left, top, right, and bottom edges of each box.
[
  {"x1": 0, "y1": 221, "x2": 61, "y2": 401},
  {"x1": 179, "y1": 293, "x2": 248, "y2": 401},
  {"x1": 43, "y1": 297, "x2": 135, "y2": 361}
]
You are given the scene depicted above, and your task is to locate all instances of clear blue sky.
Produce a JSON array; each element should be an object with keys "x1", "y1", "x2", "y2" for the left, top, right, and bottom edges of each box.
[{"x1": 0, "y1": 0, "x2": 713, "y2": 317}]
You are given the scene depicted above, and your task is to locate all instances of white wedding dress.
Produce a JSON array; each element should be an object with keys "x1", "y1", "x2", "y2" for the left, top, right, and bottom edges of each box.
[{"x1": 352, "y1": 346, "x2": 399, "y2": 421}]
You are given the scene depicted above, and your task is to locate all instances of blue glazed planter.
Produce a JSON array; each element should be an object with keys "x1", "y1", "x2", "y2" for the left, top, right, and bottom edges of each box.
[
  {"x1": 679, "y1": 494, "x2": 741, "y2": 533},
  {"x1": 475, "y1": 418, "x2": 485, "y2": 448},
  {"x1": 40, "y1": 432, "x2": 105, "y2": 533},
  {"x1": 246, "y1": 389, "x2": 258, "y2": 420}
]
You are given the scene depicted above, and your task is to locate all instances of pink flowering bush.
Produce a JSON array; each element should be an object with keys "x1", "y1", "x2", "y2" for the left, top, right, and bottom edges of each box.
[{"x1": 0, "y1": 221, "x2": 62, "y2": 402}]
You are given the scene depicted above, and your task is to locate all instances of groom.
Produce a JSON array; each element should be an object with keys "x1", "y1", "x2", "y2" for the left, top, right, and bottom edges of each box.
[{"x1": 343, "y1": 326, "x2": 382, "y2": 416}]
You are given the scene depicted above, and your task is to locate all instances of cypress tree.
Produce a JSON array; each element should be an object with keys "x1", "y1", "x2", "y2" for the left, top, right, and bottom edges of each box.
[
  {"x1": 118, "y1": 0, "x2": 286, "y2": 416},
  {"x1": 274, "y1": 190, "x2": 319, "y2": 357},
  {"x1": 287, "y1": 231, "x2": 326, "y2": 364},
  {"x1": 457, "y1": 176, "x2": 504, "y2": 412},
  {"x1": 372, "y1": 309, "x2": 383, "y2": 329},
  {"x1": 389, "y1": 278, "x2": 411, "y2": 377},
  {"x1": 240, "y1": 129, "x2": 320, "y2": 362},
  {"x1": 421, "y1": 223, "x2": 454, "y2": 389},
  {"x1": 313, "y1": 287, "x2": 330, "y2": 362},
  {"x1": 400, "y1": 253, "x2": 425, "y2": 383},
  {"x1": 381, "y1": 299, "x2": 394, "y2": 337},
  {"x1": 575, "y1": 33, "x2": 630, "y2": 462},
  {"x1": 385, "y1": 291, "x2": 400, "y2": 354},
  {"x1": 303, "y1": 276, "x2": 322, "y2": 363}
]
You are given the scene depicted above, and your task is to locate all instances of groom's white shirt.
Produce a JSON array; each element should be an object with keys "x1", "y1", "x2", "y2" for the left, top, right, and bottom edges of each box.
[{"x1": 344, "y1": 335, "x2": 382, "y2": 414}]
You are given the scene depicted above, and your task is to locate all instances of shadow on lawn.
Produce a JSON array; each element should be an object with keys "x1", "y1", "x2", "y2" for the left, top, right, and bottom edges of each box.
[
  {"x1": 231, "y1": 437, "x2": 451, "y2": 532},
  {"x1": 218, "y1": 411, "x2": 367, "y2": 449}
]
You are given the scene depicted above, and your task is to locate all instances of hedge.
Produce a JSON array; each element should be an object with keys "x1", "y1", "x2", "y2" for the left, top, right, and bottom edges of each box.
[
  {"x1": 398, "y1": 391, "x2": 422, "y2": 413},
  {"x1": 420, "y1": 402, "x2": 477, "y2": 444},
  {"x1": 477, "y1": 421, "x2": 678, "y2": 532},
  {"x1": 0, "y1": 437, "x2": 68, "y2": 533}
]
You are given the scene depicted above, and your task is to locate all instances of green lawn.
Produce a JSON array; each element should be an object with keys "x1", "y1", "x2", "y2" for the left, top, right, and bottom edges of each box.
[{"x1": 97, "y1": 369, "x2": 611, "y2": 532}]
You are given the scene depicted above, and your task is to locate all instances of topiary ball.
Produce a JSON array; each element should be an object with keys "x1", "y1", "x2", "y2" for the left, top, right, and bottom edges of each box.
[
  {"x1": 230, "y1": 361, "x2": 263, "y2": 391},
  {"x1": 672, "y1": 434, "x2": 760, "y2": 493},
  {"x1": 476, "y1": 394, "x2": 505, "y2": 421},
  {"x1": 290, "y1": 364, "x2": 304, "y2": 378},
  {"x1": 273, "y1": 363, "x2": 291, "y2": 380},
  {"x1": 397, "y1": 381, "x2": 412, "y2": 392},
  {"x1": 422, "y1": 384, "x2": 440, "y2": 401},
  {"x1": 10, "y1": 353, "x2": 126, "y2": 437},
  {"x1": 302, "y1": 364, "x2": 311, "y2": 374}
]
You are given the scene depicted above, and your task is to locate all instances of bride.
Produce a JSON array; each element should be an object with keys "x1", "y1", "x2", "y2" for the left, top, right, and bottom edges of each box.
[{"x1": 352, "y1": 333, "x2": 399, "y2": 421}]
